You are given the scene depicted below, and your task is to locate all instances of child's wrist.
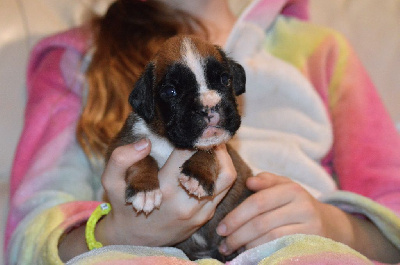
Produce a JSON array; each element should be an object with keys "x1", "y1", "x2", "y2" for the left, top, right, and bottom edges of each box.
[
  {"x1": 323, "y1": 203, "x2": 355, "y2": 247},
  {"x1": 94, "y1": 214, "x2": 113, "y2": 246},
  {"x1": 58, "y1": 224, "x2": 88, "y2": 262}
]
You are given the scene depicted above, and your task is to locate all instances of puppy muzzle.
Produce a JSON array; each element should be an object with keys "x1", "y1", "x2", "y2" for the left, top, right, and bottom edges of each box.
[{"x1": 194, "y1": 103, "x2": 232, "y2": 149}]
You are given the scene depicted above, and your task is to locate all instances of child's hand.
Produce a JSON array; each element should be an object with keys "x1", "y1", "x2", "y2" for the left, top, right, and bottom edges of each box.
[
  {"x1": 216, "y1": 172, "x2": 400, "y2": 263},
  {"x1": 98, "y1": 140, "x2": 237, "y2": 247},
  {"x1": 215, "y1": 172, "x2": 353, "y2": 256}
]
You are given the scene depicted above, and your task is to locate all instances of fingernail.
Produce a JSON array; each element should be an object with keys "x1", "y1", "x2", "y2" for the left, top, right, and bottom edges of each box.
[
  {"x1": 219, "y1": 241, "x2": 230, "y2": 255},
  {"x1": 216, "y1": 223, "x2": 227, "y2": 235},
  {"x1": 134, "y1": 139, "x2": 149, "y2": 151}
]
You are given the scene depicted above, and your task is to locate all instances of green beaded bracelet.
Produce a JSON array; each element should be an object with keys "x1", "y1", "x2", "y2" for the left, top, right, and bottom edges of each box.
[{"x1": 85, "y1": 203, "x2": 111, "y2": 250}]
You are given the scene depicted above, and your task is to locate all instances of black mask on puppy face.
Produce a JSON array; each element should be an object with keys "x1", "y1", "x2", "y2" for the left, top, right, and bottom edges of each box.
[
  {"x1": 128, "y1": 36, "x2": 246, "y2": 149},
  {"x1": 129, "y1": 63, "x2": 156, "y2": 123}
]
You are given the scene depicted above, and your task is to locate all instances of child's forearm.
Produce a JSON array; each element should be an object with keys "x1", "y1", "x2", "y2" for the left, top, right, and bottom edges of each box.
[
  {"x1": 58, "y1": 224, "x2": 88, "y2": 262},
  {"x1": 348, "y1": 213, "x2": 400, "y2": 263},
  {"x1": 327, "y1": 204, "x2": 400, "y2": 263}
]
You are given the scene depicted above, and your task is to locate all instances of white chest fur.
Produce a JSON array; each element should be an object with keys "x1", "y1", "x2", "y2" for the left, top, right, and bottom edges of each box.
[{"x1": 132, "y1": 116, "x2": 174, "y2": 167}]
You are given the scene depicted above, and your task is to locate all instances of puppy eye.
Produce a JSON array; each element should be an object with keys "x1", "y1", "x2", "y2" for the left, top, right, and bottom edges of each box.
[
  {"x1": 160, "y1": 84, "x2": 177, "y2": 98},
  {"x1": 221, "y1": 72, "x2": 231, "y2": 87}
]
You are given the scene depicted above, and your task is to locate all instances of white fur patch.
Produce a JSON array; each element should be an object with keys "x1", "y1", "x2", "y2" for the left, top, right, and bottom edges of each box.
[
  {"x1": 179, "y1": 174, "x2": 207, "y2": 198},
  {"x1": 194, "y1": 131, "x2": 231, "y2": 149},
  {"x1": 132, "y1": 116, "x2": 174, "y2": 167},
  {"x1": 200, "y1": 90, "x2": 221, "y2": 108},
  {"x1": 126, "y1": 189, "x2": 162, "y2": 214},
  {"x1": 181, "y1": 38, "x2": 221, "y2": 107},
  {"x1": 181, "y1": 38, "x2": 207, "y2": 93},
  {"x1": 191, "y1": 232, "x2": 208, "y2": 248}
]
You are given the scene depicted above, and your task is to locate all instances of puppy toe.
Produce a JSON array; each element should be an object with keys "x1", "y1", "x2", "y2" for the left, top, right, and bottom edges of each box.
[
  {"x1": 127, "y1": 189, "x2": 163, "y2": 213},
  {"x1": 143, "y1": 189, "x2": 163, "y2": 214},
  {"x1": 127, "y1": 191, "x2": 145, "y2": 212},
  {"x1": 154, "y1": 189, "x2": 163, "y2": 208},
  {"x1": 179, "y1": 174, "x2": 210, "y2": 198}
]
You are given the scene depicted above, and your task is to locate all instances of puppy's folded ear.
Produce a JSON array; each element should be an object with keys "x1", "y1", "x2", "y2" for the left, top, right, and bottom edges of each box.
[
  {"x1": 229, "y1": 60, "x2": 246, "y2": 96},
  {"x1": 216, "y1": 47, "x2": 246, "y2": 96},
  {"x1": 129, "y1": 63, "x2": 155, "y2": 122}
]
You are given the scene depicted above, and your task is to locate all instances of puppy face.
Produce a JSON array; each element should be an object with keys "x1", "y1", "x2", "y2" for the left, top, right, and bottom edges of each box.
[{"x1": 129, "y1": 35, "x2": 246, "y2": 149}]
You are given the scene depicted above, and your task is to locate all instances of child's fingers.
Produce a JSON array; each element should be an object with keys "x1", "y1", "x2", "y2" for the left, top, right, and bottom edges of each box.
[
  {"x1": 213, "y1": 144, "x2": 237, "y2": 194},
  {"x1": 102, "y1": 139, "x2": 151, "y2": 195},
  {"x1": 216, "y1": 181, "x2": 294, "y2": 237},
  {"x1": 246, "y1": 172, "x2": 291, "y2": 192}
]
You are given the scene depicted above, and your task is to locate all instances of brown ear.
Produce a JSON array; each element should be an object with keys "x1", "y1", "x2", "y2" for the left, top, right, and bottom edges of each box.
[{"x1": 129, "y1": 63, "x2": 155, "y2": 122}]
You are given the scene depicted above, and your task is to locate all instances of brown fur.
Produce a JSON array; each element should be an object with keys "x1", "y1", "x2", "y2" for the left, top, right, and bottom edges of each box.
[
  {"x1": 154, "y1": 35, "x2": 223, "y2": 83},
  {"x1": 125, "y1": 157, "x2": 159, "y2": 197},
  {"x1": 180, "y1": 150, "x2": 220, "y2": 197}
]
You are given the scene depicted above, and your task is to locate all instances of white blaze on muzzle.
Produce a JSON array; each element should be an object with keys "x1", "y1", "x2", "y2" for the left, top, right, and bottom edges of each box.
[
  {"x1": 180, "y1": 37, "x2": 231, "y2": 149},
  {"x1": 181, "y1": 38, "x2": 222, "y2": 108}
]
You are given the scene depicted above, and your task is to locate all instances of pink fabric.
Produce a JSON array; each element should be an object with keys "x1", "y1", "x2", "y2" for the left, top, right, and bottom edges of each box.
[
  {"x1": 5, "y1": 26, "x2": 91, "y2": 251},
  {"x1": 305, "y1": 35, "x2": 400, "y2": 216},
  {"x1": 243, "y1": 0, "x2": 308, "y2": 29},
  {"x1": 282, "y1": 0, "x2": 309, "y2": 20},
  {"x1": 278, "y1": 252, "x2": 370, "y2": 265},
  {"x1": 9, "y1": 27, "x2": 89, "y2": 196}
]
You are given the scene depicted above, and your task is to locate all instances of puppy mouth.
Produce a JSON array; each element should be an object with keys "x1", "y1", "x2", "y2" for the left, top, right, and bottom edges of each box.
[
  {"x1": 194, "y1": 126, "x2": 231, "y2": 150},
  {"x1": 202, "y1": 126, "x2": 223, "y2": 138}
]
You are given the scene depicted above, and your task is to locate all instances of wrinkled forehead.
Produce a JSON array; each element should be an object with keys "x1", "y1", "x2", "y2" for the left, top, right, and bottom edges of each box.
[{"x1": 153, "y1": 36, "x2": 223, "y2": 82}]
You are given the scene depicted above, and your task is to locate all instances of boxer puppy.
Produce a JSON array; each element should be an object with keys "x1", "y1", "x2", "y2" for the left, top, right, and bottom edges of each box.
[{"x1": 108, "y1": 35, "x2": 253, "y2": 261}]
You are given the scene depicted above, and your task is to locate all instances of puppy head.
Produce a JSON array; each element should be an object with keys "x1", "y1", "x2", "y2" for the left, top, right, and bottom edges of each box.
[{"x1": 129, "y1": 35, "x2": 246, "y2": 149}]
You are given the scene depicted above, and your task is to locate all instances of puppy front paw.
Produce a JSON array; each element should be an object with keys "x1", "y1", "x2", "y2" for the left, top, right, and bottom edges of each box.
[
  {"x1": 178, "y1": 175, "x2": 208, "y2": 198},
  {"x1": 179, "y1": 150, "x2": 218, "y2": 198},
  {"x1": 178, "y1": 174, "x2": 215, "y2": 198},
  {"x1": 124, "y1": 156, "x2": 161, "y2": 214},
  {"x1": 126, "y1": 187, "x2": 162, "y2": 214}
]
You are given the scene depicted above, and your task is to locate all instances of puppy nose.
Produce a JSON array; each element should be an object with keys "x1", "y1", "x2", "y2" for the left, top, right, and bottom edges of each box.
[
  {"x1": 200, "y1": 106, "x2": 220, "y2": 126},
  {"x1": 207, "y1": 112, "x2": 220, "y2": 126}
]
